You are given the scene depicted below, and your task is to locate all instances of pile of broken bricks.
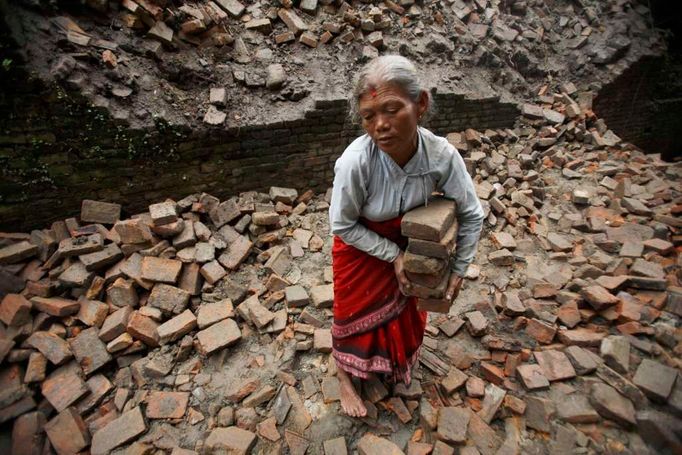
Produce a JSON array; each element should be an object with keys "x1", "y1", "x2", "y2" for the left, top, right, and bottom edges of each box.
[
  {"x1": 0, "y1": 85, "x2": 681, "y2": 454},
  {"x1": 400, "y1": 198, "x2": 459, "y2": 314},
  {"x1": 0, "y1": 186, "x2": 341, "y2": 454}
]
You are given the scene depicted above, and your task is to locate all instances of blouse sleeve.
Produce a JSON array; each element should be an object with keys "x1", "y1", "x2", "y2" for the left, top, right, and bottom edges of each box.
[
  {"x1": 329, "y1": 153, "x2": 401, "y2": 263},
  {"x1": 439, "y1": 145, "x2": 485, "y2": 276}
]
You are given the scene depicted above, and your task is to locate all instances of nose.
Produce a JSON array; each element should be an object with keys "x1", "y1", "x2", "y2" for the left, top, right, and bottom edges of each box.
[{"x1": 375, "y1": 113, "x2": 390, "y2": 132}]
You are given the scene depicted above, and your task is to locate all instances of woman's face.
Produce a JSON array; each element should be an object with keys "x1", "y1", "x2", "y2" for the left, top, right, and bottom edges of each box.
[{"x1": 358, "y1": 83, "x2": 428, "y2": 158}]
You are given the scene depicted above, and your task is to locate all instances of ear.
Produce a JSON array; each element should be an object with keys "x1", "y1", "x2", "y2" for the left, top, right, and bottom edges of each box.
[{"x1": 417, "y1": 91, "x2": 429, "y2": 118}]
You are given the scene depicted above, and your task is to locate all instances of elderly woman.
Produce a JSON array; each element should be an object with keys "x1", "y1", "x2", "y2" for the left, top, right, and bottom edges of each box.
[{"x1": 329, "y1": 55, "x2": 485, "y2": 417}]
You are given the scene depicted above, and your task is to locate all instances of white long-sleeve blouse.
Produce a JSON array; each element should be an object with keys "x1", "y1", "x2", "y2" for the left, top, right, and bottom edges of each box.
[{"x1": 329, "y1": 126, "x2": 485, "y2": 276}]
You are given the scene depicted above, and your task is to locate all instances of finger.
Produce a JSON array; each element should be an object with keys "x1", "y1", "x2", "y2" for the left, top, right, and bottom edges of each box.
[{"x1": 445, "y1": 283, "x2": 456, "y2": 301}]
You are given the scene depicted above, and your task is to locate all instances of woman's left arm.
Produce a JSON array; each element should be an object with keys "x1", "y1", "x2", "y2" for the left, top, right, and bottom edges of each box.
[{"x1": 439, "y1": 145, "x2": 486, "y2": 278}]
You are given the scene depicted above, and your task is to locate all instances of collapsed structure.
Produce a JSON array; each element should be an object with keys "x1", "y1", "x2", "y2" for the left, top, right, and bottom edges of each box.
[{"x1": 0, "y1": 81, "x2": 680, "y2": 453}]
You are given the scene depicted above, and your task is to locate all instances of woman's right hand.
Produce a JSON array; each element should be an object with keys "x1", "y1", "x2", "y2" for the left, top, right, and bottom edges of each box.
[{"x1": 393, "y1": 251, "x2": 412, "y2": 295}]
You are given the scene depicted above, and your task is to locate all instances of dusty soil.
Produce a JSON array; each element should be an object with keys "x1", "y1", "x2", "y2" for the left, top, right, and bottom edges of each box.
[{"x1": 2, "y1": 0, "x2": 665, "y2": 129}]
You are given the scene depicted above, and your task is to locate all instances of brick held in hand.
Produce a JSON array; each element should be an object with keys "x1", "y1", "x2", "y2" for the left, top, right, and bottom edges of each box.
[
  {"x1": 401, "y1": 197, "x2": 457, "y2": 242},
  {"x1": 407, "y1": 220, "x2": 457, "y2": 259},
  {"x1": 404, "y1": 270, "x2": 450, "y2": 299},
  {"x1": 405, "y1": 269, "x2": 450, "y2": 289},
  {"x1": 403, "y1": 251, "x2": 448, "y2": 275},
  {"x1": 416, "y1": 298, "x2": 451, "y2": 313}
]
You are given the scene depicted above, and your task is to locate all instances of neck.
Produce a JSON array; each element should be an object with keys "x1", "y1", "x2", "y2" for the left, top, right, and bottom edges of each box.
[{"x1": 388, "y1": 130, "x2": 419, "y2": 167}]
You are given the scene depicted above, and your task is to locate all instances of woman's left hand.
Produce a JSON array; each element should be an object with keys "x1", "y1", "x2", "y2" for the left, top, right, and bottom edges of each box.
[{"x1": 445, "y1": 274, "x2": 464, "y2": 303}]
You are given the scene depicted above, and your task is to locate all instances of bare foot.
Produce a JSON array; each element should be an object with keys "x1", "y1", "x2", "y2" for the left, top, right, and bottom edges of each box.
[{"x1": 337, "y1": 368, "x2": 367, "y2": 417}]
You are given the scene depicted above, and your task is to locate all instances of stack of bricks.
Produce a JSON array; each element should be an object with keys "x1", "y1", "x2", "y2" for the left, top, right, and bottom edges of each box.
[{"x1": 400, "y1": 198, "x2": 458, "y2": 313}]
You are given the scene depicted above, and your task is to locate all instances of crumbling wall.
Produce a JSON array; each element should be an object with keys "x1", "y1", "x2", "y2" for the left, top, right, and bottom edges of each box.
[
  {"x1": 0, "y1": 69, "x2": 520, "y2": 232},
  {"x1": 593, "y1": 55, "x2": 682, "y2": 160}
]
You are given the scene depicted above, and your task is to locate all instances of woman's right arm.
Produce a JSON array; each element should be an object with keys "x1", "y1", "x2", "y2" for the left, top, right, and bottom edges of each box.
[{"x1": 329, "y1": 153, "x2": 401, "y2": 263}]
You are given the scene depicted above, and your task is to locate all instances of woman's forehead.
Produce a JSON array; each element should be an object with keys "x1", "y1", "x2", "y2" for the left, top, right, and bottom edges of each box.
[{"x1": 358, "y1": 83, "x2": 411, "y2": 107}]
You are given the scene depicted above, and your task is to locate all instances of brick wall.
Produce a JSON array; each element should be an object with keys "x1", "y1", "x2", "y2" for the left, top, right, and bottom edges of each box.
[
  {"x1": 593, "y1": 55, "x2": 682, "y2": 160},
  {"x1": 0, "y1": 65, "x2": 520, "y2": 231}
]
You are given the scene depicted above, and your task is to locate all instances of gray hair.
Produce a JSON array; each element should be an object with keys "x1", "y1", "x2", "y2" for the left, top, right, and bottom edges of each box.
[{"x1": 349, "y1": 55, "x2": 433, "y2": 123}]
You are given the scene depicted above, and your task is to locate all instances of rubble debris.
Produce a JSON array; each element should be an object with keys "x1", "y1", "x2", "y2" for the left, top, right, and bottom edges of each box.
[{"x1": 0, "y1": 90, "x2": 681, "y2": 455}]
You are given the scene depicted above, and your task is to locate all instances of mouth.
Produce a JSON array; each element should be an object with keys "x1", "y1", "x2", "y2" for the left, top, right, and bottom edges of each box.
[{"x1": 377, "y1": 136, "x2": 393, "y2": 144}]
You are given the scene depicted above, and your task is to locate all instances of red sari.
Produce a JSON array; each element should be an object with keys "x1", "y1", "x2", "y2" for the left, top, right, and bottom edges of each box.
[{"x1": 331, "y1": 217, "x2": 427, "y2": 385}]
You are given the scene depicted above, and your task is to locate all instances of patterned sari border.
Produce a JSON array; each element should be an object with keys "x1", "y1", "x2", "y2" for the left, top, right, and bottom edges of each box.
[
  {"x1": 331, "y1": 294, "x2": 407, "y2": 339},
  {"x1": 333, "y1": 345, "x2": 422, "y2": 385}
]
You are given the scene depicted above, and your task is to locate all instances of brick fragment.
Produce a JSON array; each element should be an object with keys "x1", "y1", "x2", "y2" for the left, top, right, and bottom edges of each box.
[
  {"x1": 633, "y1": 358, "x2": 677, "y2": 402},
  {"x1": 299, "y1": 31, "x2": 318, "y2": 47},
  {"x1": 41, "y1": 365, "x2": 88, "y2": 412},
  {"x1": 556, "y1": 394, "x2": 600, "y2": 424},
  {"x1": 0, "y1": 293, "x2": 32, "y2": 326},
  {"x1": 465, "y1": 311, "x2": 488, "y2": 336},
  {"x1": 525, "y1": 318, "x2": 556, "y2": 344},
  {"x1": 313, "y1": 329, "x2": 332, "y2": 353},
  {"x1": 243, "y1": 385, "x2": 277, "y2": 408},
  {"x1": 0, "y1": 241, "x2": 38, "y2": 265},
  {"x1": 178, "y1": 262, "x2": 203, "y2": 295},
  {"x1": 141, "y1": 256, "x2": 182, "y2": 283},
  {"x1": 157, "y1": 309, "x2": 197, "y2": 344},
  {"x1": 31, "y1": 296, "x2": 80, "y2": 316},
  {"x1": 275, "y1": 31, "x2": 296, "y2": 44},
  {"x1": 76, "y1": 374, "x2": 113, "y2": 414},
  {"x1": 480, "y1": 362, "x2": 505, "y2": 386},
  {"x1": 404, "y1": 251, "x2": 447, "y2": 275},
  {"x1": 26, "y1": 331, "x2": 72, "y2": 365},
  {"x1": 149, "y1": 201, "x2": 177, "y2": 226},
  {"x1": 147, "y1": 20, "x2": 173, "y2": 44},
  {"x1": 276, "y1": 7, "x2": 309, "y2": 35},
  {"x1": 80, "y1": 243, "x2": 123, "y2": 271},
  {"x1": 285, "y1": 285, "x2": 309, "y2": 308},
  {"x1": 407, "y1": 220, "x2": 457, "y2": 259},
  {"x1": 218, "y1": 235, "x2": 253, "y2": 270},
  {"x1": 488, "y1": 248, "x2": 514, "y2": 266},
  {"x1": 357, "y1": 433, "x2": 403, "y2": 455},
  {"x1": 264, "y1": 246, "x2": 291, "y2": 276},
  {"x1": 148, "y1": 283, "x2": 190, "y2": 315},
  {"x1": 24, "y1": 352, "x2": 47, "y2": 383},
  {"x1": 44, "y1": 407, "x2": 90, "y2": 455},
  {"x1": 437, "y1": 406, "x2": 470, "y2": 445},
  {"x1": 516, "y1": 364, "x2": 549, "y2": 390},
  {"x1": 401, "y1": 198, "x2": 456, "y2": 242},
  {"x1": 309, "y1": 284, "x2": 333, "y2": 308},
  {"x1": 533, "y1": 350, "x2": 576, "y2": 381},
  {"x1": 11, "y1": 411, "x2": 46, "y2": 455},
  {"x1": 525, "y1": 396, "x2": 555, "y2": 433},
  {"x1": 205, "y1": 426, "x2": 257, "y2": 454},
  {"x1": 215, "y1": 0, "x2": 245, "y2": 17},
  {"x1": 58, "y1": 261, "x2": 94, "y2": 287},
  {"x1": 114, "y1": 219, "x2": 153, "y2": 244},
  {"x1": 77, "y1": 298, "x2": 109, "y2": 327},
  {"x1": 441, "y1": 367, "x2": 467, "y2": 394},
  {"x1": 581, "y1": 285, "x2": 619, "y2": 310},
  {"x1": 200, "y1": 260, "x2": 227, "y2": 284},
  {"x1": 91, "y1": 406, "x2": 147, "y2": 455},
  {"x1": 69, "y1": 327, "x2": 112, "y2": 375},
  {"x1": 477, "y1": 383, "x2": 506, "y2": 424},
  {"x1": 196, "y1": 318, "x2": 241, "y2": 355},
  {"x1": 210, "y1": 199, "x2": 241, "y2": 228},
  {"x1": 146, "y1": 391, "x2": 189, "y2": 419},
  {"x1": 590, "y1": 383, "x2": 635, "y2": 428},
  {"x1": 197, "y1": 299, "x2": 234, "y2": 329},
  {"x1": 564, "y1": 345, "x2": 598, "y2": 375},
  {"x1": 558, "y1": 328, "x2": 606, "y2": 347},
  {"x1": 100, "y1": 305, "x2": 133, "y2": 342},
  {"x1": 600, "y1": 335, "x2": 630, "y2": 374},
  {"x1": 127, "y1": 311, "x2": 160, "y2": 347}
]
